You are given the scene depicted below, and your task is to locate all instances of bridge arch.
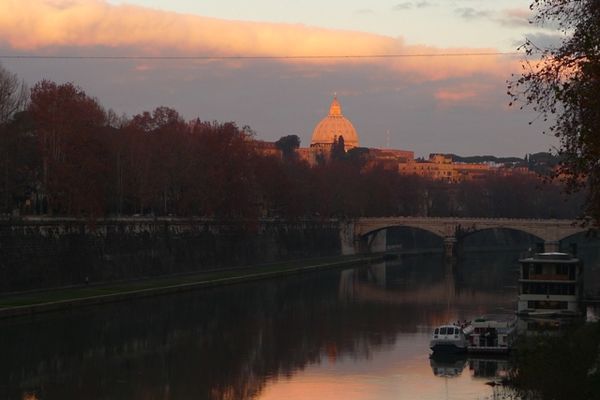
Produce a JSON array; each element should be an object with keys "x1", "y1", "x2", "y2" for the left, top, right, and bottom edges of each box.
[
  {"x1": 557, "y1": 230, "x2": 600, "y2": 253},
  {"x1": 360, "y1": 224, "x2": 445, "y2": 241},
  {"x1": 371, "y1": 225, "x2": 445, "y2": 253},
  {"x1": 557, "y1": 230, "x2": 597, "y2": 242},
  {"x1": 457, "y1": 226, "x2": 543, "y2": 241},
  {"x1": 458, "y1": 227, "x2": 544, "y2": 244},
  {"x1": 457, "y1": 227, "x2": 544, "y2": 254}
]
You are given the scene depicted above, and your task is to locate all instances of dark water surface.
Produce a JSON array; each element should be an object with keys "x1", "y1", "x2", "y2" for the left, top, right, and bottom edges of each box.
[{"x1": 2, "y1": 250, "x2": 599, "y2": 400}]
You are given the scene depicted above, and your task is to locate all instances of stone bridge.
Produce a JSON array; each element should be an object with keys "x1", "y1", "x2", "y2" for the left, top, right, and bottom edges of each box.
[{"x1": 340, "y1": 217, "x2": 592, "y2": 256}]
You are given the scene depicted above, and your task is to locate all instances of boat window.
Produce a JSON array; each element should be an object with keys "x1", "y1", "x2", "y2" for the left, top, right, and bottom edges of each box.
[
  {"x1": 440, "y1": 327, "x2": 447, "y2": 335},
  {"x1": 434, "y1": 328, "x2": 439, "y2": 335},
  {"x1": 557, "y1": 264, "x2": 568, "y2": 275},
  {"x1": 447, "y1": 327, "x2": 454, "y2": 335}
]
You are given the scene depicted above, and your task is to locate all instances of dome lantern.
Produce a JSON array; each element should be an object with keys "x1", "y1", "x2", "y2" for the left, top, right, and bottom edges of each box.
[{"x1": 329, "y1": 96, "x2": 342, "y2": 116}]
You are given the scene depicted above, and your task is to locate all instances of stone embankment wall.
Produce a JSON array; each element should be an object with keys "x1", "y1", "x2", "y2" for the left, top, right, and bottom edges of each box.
[{"x1": 0, "y1": 217, "x2": 341, "y2": 293}]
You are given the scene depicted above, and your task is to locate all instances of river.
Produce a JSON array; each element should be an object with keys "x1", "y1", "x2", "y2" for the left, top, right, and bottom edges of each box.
[{"x1": 2, "y1": 250, "x2": 599, "y2": 400}]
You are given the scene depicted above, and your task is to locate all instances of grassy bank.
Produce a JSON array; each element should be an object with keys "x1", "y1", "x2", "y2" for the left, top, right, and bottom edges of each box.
[{"x1": 0, "y1": 254, "x2": 381, "y2": 319}]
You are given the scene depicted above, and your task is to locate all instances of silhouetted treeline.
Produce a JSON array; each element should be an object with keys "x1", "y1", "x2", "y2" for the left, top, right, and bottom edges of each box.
[{"x1": 0, "y1": 77, "x2": 584, "y2": 219}]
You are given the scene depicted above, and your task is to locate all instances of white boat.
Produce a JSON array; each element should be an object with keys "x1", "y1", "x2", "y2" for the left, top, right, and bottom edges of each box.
[
  {"x1": 431, "y1": 315, "x2": 517, "y2": 355},
  {"x1": 517, "y1": 252, "x2": 583, "y2": 317},
  {"x1": 466, "y1": 314, "x2": 517, "y2": 354},
  {"x1": 430, "y1": 324, "x2": 469, "y2": 353}
]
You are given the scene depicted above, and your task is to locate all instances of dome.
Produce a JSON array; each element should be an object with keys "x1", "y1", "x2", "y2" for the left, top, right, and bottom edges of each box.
[{"x1": 311, "y1": 96, "x2": 359, "y2": 150}]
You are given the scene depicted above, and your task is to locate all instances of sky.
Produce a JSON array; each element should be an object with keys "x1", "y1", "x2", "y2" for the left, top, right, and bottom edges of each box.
[{"x1": 0, "y1": 0, "x2": 565, "y2": 156}]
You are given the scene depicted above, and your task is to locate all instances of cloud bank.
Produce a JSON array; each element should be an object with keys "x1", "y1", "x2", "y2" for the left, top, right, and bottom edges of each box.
[{"x1": 0, "y1": 0, "x2": 516, "y2": 82}]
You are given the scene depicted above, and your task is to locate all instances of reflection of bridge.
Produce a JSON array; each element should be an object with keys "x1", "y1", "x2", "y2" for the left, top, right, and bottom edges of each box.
[{"x1": 341, "y1": 217, "x2": 591, "y2": 256}]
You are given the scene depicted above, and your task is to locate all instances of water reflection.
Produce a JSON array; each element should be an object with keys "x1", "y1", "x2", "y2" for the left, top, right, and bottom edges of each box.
[
  {"x1": 0, "y1": 250, "x2": 597, "y2": 400},
  {"x1": 429, "y1": 353, "x2": 509, "y2": 381},
  {"x1": 587, "y1": 305, "x2": 600, "y2": 322},
  {"x1": 430, "y1": 353, "x2": 468, "y2": 378}
]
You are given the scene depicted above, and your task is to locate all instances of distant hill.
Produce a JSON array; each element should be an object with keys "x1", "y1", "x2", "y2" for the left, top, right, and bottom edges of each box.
[
  {"x1": 444, "y1": 154, "x2": 525, "y2": 165},
  {"x1": 444, "y1": 152, "x2": 561, "y2": 175}
]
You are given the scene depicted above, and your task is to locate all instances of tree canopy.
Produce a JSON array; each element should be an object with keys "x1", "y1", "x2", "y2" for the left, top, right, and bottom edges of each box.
[
  {"x1": 0, "y1": 64, "x2": 27, "y2": 123},
  {"x1": 509, "y1": 0, "x2": 600, "y2": 223},
  {"x1": 275, "y1": 134, "x2": 300, "y2": 161}
]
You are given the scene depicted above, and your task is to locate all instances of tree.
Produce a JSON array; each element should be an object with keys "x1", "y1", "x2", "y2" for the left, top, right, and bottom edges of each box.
[
  {"x1": 330, "y1": 136, "x2": 346, "y2": 161},
  {"x1": 0, "y1": 111, "x2": 39, "y2": 214},
  {"x1": 346, "y1": 147, "x2": 370, "y2": 170},
  {"x1": 0, "y1": 67, "x2": 37, "y2": 215},
  {"x1": 29, "y1": 81, "x2": 110, "y2": 216},
  {"x1": 0, "y1": 64, "x2": 27, "y2": 124},
  {"x1": 275, "y1": 134, "x2": 300, "y2": 161},
  {"x1": 508, "y1": 0, "x2": 600, "y2": 223},
  {"x1": 126, "y1": 107, "x2": 188, "y2": 215}
]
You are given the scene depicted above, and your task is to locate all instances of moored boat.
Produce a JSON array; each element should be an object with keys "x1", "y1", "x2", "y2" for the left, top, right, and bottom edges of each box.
[
  {"x1": 431, "y1": 315, "x2": 517, "y2": 355},
  {"x1": 467, "y1": 314, "x2": 517, "y2": 354},
  {"x1": 430, "y1": 324, "x2": 469, "y2": 353}
]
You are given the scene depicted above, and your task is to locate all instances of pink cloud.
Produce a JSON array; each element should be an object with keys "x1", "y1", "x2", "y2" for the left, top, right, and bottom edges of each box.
[
  {"x1": 0, "y1": 0, "x2": 520, "y2": 82},
  {"x1": 433, "y1": 82, "x2": 499, "y2": 106},
  {"x1": 133, "y1": 64, "x2": 152, "y2": 71},
  {"x1": 435, "y1": 89, "x2": 478, "y2": 102}
]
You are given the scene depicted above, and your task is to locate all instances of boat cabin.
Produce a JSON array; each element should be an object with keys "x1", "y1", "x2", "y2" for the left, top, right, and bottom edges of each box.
[
  {"x1": 430, "y1": 325, "x2": 468, "y2": 353},
  {"x1": 467, "y1": 314, "x2": 517, "y2": 354},
  {"x1": 517, "y1": 252, "x2": 583, "y2": 316}
]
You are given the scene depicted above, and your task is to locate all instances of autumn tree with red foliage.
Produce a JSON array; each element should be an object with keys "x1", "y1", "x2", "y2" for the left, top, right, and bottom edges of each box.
[
  {"x1": 188, "y1": 121, "x2": 260, "y2": 218},
  {"x1": 122, "y1": 107, "x2": 188, "y2": 214},
  {"x1": 29, "y1": 81, "x2": 110, "y2": 216}
]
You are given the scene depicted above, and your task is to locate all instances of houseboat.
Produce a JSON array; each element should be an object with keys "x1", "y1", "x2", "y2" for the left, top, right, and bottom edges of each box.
[
  {"x1": 466, "y1": 314, "x2": 517, "y2": 354},
  {"x1": 517, "y1": 252, "x2": 583, "y2": 317}
]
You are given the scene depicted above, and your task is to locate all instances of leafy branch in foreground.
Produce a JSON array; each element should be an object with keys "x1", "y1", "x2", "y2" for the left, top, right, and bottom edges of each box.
[{"x1": 508, "y1": 0, "x2": 600, "y2": 223}]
